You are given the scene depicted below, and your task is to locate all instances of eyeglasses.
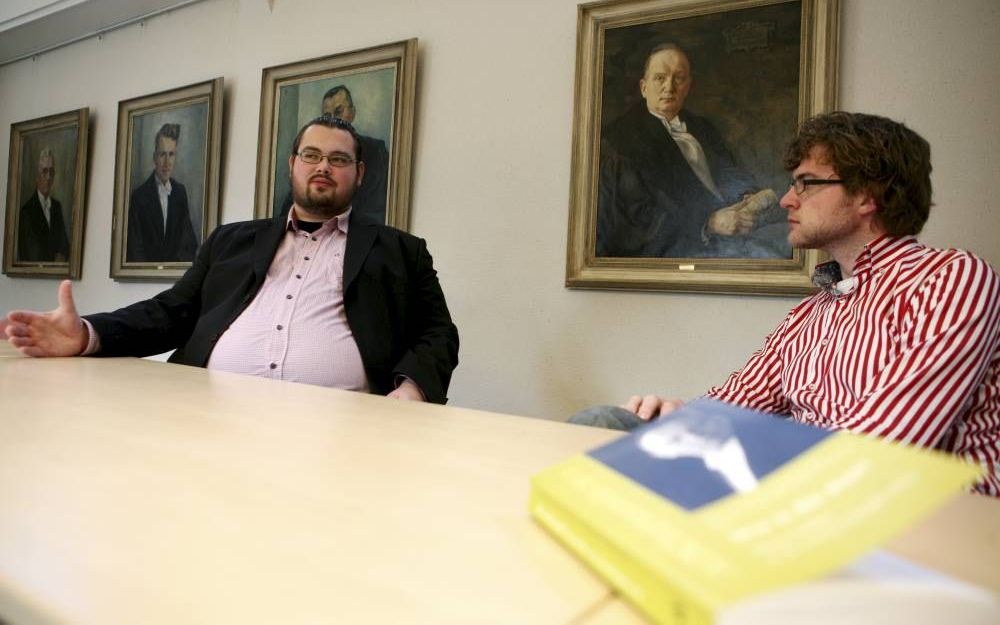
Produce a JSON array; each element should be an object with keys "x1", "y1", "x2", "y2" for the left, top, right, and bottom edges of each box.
[
  {"x1": 790, "y1": 176, "x2": 844, "y2": 196},
  {"x1": 296, "y1": 150, "x2": 357, "y2": 167}
]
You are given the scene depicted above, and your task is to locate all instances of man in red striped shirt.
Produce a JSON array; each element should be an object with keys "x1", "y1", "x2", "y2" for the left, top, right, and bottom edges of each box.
[{"x1": 572, "y1": 112, "x2": 1000, "y2": 496}]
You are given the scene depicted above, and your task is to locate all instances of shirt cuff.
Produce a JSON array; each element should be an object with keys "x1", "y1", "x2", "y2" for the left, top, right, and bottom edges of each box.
[{"x1": 80, "y1": 318, "x2": 101, "y2": 355}]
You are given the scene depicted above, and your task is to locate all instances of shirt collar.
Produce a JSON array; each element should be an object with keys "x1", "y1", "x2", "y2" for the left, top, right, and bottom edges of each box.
[
  {"x1": 811, "y1": 235, "x2": 919, "y2": 296},
  {"x1": 287, "y1": 206, "x2": 352, "y2": 235},
  {"x1": 647, "y1": 109, "x2": 685, "y2": 130},
  {"x1": 157, "y1": 178, "x2": 172, "y2": 195},
  {"x1": 852, "y1": 235, "x2": 919, "y2": 277}
]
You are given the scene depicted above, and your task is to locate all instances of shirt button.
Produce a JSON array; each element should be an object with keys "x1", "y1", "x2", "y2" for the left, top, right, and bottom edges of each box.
[
  {"x1": 269, "y1": 363, "x2": 277, "y2": 369},
  {"x1": 304, "y1": 256, "x2": 311, "y2": 261},
  {"x1": 296, "y1": 274, "x2": 302, "y2": 279},
  {"x1": 276, "y1": 325, "x2": 283, "y2": 331},
  {"x1": 311, "y1": 237, "x2": 317, "y2": 241},
  {"x1": 286, "y1": 294, "x2": 292, "y2": 299}
]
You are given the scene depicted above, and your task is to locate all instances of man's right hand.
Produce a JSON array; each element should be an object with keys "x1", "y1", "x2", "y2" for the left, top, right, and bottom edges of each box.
[
  {"x1": 622, "y1": 395, "x2": 685, "y2": 421},
  {"x1": 3, "y1": 280, "x2": 88, "y2": 357},
  {"x1": 706, "y1": 203, "x2": 755, "y2": 236}
]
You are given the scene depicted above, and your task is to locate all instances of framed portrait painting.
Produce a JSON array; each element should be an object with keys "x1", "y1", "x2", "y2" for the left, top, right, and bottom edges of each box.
[
  {"x1": 3, "y1": 108, "x2": 90, "y2": 279},
  {"x1": 111, "y1": 78, "x2": 223, "y2": 280},
  {"x1": 254, "y1": 39, "x2": 417, "y2": 230},
  {"x1": 566, "y1": 0, "x2": 840, "y2": 295}
]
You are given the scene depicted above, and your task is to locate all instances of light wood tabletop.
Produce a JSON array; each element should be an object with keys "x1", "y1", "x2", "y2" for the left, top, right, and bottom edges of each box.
[
  {"x1": 0, "y1": 344, "x2": 622, "y2": 624},
  {"x1": 1, "y1": 342, "x2": 997, "y2": 624}
]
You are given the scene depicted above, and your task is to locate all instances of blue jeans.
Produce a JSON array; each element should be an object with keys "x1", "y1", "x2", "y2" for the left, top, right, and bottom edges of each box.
[{"x1": 567, "y1": 405, "x2": 647, "y2": 431}]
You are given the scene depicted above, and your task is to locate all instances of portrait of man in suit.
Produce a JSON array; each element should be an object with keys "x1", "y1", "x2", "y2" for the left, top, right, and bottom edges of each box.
[
  {"x1": 17, "y1": 148, "x2": 70, "y2": 263},
  {"x1": 597, "y1": 43, "x2": 782, "y2": 259},
  {"x1": 320, "y1": 85, "x2": 390, "y2": 224},
  {"x1": 126, "y1": 123, "x2": 199, "y2": 262}
]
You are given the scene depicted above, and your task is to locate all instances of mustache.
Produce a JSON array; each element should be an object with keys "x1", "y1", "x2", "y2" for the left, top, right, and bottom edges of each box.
[{"x1": 309, "y1": 174, "x2": 336, "y2": 184}]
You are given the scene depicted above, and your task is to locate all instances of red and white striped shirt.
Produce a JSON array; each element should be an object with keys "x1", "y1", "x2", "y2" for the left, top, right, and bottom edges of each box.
[{"x1": 707, "y1": 236, "x2": 1000, "y2": 496}]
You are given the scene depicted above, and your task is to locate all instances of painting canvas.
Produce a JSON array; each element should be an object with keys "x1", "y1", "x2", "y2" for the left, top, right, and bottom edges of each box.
[
  {"x1": 566, "y1": 0, "x2": 840, "y2": 295},
  {"x1": 3, "y1": 108, "x2": 89, "y2": 279}
]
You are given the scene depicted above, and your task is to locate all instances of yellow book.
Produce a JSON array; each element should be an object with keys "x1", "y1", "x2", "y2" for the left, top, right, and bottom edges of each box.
[{"x1": 530, "y1": 398, "x2": 985, "y2": 624}]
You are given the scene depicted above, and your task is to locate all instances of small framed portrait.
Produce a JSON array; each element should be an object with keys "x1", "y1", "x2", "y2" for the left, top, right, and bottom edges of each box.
[
  {"x1": 566, "y1": 0, "x2": 840, "y2": 295},
  {"x1": 254, "y1": 39, "x2": 417, "y2": 230},
  {"x1": 3, "y1": 108, "x2": 90, "y2": 279},
  {"x1": 111, "y1": 78, "x2": 223, "y2": 280}
]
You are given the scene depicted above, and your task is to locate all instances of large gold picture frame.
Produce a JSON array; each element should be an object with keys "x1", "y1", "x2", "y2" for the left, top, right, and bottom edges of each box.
[
  {"x1": 254, "y1": 39, "x2": 418, "y2": 231},
  {"x1": 3, "y1": 108, "x2": 90, "y2": 279},
  {"x1": 566, "y1": 0, "x2": 839, "y2": 295}
]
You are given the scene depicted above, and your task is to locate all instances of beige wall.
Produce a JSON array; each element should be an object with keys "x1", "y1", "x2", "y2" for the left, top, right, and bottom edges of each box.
[{"x1": 1, "y1": 0, "x2": 998, "y2": 419}]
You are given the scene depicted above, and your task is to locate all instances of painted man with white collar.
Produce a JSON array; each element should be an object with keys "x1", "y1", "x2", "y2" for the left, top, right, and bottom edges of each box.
[
  {"x1": 18, "y1": 148, "x2": 69, "y2": 262},
  {"x1": 574, "y1": 112, "x2": 1000, "y2": 497},
  {"x1": 126, "y1": 123, "x2": 199, "y2": 262},
  {"x1": 598, "y1": 43, "x2": 778, "y2": 258}
]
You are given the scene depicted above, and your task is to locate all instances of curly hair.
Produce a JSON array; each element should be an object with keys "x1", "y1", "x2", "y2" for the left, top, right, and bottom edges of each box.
[{"x1": 783, "y1": 112, "x2": 933, "y2": 236}]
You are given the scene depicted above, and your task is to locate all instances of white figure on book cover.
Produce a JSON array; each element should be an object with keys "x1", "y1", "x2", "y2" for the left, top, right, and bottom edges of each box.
[{"x1": 638, "y1": 414, "x2": 759, "y2": 493}]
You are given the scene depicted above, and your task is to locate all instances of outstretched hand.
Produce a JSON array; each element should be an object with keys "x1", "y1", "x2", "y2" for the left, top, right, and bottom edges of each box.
[{"x1": 3, "y1": 280, "x2": 88, "y2": 357}]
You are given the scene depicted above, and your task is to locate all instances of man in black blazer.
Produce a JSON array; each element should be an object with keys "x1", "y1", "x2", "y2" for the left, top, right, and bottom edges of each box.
[
  {"x1": 126, "y1": 123, "x2": 199, "y2": 262},
  {"x1": 2, "y1": 115, "x2": 459, "y2": 404},
  {"x1": 18, "y1": 148, "x2": 70, "y2": 262},
  {"x1": 597, "y1": 43, "x2": 769, "y2": 258}
]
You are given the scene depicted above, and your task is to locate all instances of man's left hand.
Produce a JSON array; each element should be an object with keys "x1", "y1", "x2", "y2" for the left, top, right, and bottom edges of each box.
[{"x1": 387, "y1": 378, "x2": 426, "y2": 402}]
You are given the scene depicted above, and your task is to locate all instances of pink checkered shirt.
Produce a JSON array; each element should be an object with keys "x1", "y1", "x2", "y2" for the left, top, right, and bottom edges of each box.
[{"x1": 206, "y1": 208, "x2": 369, "y2": 391}]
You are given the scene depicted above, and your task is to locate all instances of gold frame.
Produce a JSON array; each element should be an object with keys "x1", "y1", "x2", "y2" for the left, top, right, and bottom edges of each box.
[
  {"x1": 111, "y1": 78, "x2": 224, "y2": 280},
  {"x1": 253, "y1": 39, "x2": 418, "y2": 230},
  {"x1": 566, "y1": 0, "x2": 840, "y2": 295},
  {"x1": 3, "y1": 108, "x2": 90, "y2": 279}
]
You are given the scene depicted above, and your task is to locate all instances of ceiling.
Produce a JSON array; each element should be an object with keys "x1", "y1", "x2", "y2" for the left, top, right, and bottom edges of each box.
[{"x1": 0, "y1": 0, "x2": 207, "y2": 67}]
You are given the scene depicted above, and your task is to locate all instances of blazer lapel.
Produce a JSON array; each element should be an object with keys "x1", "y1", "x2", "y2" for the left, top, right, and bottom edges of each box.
[
  {"x1": 343, "y1": 219, "x2": 377, "y2": 290},
  {"x1": 252, "y1": 214, "x2": 288, "y2": 287}
]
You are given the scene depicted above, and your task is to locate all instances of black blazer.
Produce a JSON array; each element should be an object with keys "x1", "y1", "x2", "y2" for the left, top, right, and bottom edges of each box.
[
  {"x1": 86, "y1": 212, "x2": 460, "y2": 404},
  {"x1": 597, "y1": 105, "x2": 757, "y2": 257},
  {"x1": 18, "y1": 192, "x2": 69, "y2": 262},
  {"x1": 126, "y1": 173, "x2": 199, "y2": 262}
]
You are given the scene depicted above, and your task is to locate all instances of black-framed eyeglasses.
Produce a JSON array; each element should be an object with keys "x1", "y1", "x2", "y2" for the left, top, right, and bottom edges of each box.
[
  {"x1": 790, "y1": 176, "x2": 844, "y2": 195},
  {"x1": 296, "y1": 150, "x2": 358, "y2": 167}
]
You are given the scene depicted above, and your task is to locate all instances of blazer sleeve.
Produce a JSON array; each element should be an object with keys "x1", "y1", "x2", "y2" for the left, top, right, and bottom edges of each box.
[
  {"x1": 391, "y1": 237, "x2": 459, "y2": 404},
  {"x1": 84, "y1": 229, "x2": 216, "y2": 357}
]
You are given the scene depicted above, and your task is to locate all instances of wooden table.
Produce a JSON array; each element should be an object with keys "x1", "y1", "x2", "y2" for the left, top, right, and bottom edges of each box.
[{"x1": 1, "y1": 342, "x2": 997, "y2": 624}]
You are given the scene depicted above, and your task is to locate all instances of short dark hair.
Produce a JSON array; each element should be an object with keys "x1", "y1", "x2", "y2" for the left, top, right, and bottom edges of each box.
[
  {"x1": 642, "y1": 42, "x2": 689, "y2": 77},
  {"x1": 783, "y1": 111, "x2": 932, "y2": 236},
  {"x1": 290, "y1": 113, "x2": 364, "y2": 163},
  {"x1": 322, "y1": 85, "x2": 353, "y2": 105},
  {"x1": 155, "y1": 123, "x2": 180, "y2": 149}
]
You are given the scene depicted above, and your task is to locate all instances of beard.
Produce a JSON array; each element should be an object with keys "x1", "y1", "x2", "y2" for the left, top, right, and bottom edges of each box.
[
  {"x1": 291, "y1": 175, "x2": 355, "y2": 219},
  {"x1": 787, "y1": 197, "x2": 861, "y2": 250}
]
